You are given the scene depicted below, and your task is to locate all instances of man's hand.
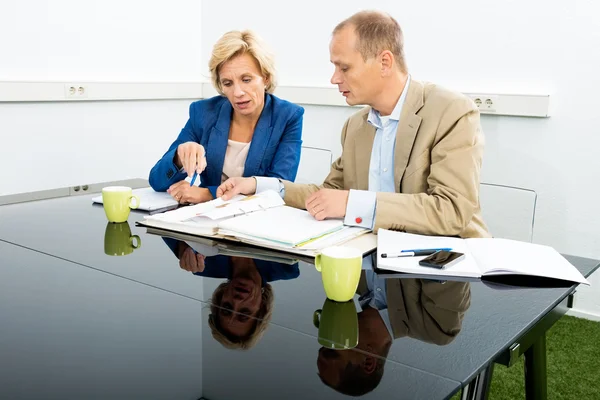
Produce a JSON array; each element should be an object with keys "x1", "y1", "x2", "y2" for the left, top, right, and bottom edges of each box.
[
  {"x1": 168, "y1": 180, "x2": 213, "y2": 204},
  {"x1": 217, "y1": 177, "x2": 257, "y2": 200},
  {"x1": 305, "y1": 189, "x2": 349, "y2": 221},
  {"x1": 179, "y1": 246, "x2": 206, "y2": 274},
  {"x1": 175, "y1": 142, "x2": 207, "y2": 178}
]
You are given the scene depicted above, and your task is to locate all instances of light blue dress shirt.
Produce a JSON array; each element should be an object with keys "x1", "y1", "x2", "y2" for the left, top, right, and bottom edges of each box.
[
  {"x1": 254, "y1": 76, "x2": 411, "y2": 230},
  {"x1": 344, "y1": 75, "x2": 411, "y2": 229}
]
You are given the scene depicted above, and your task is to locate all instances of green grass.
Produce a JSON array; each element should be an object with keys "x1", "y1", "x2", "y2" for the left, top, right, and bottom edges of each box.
[{"x1": 452, "y1": 315, "x2": 600, "y2": 399}]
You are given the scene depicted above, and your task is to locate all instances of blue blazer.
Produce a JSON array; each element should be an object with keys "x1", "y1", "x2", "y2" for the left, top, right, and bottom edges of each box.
[
  {"x1": 149, "y1": 93, "x2": 304, "y2": 197},
  {"x1": 162, "y1": 237, "x2": 300, "y2": 285}
]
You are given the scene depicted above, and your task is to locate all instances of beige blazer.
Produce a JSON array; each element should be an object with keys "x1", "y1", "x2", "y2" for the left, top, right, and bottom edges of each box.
[
  {"x1": 283, "y1": 79, "x2": 491, "y2": 238},
  {"x1": 357, "y1": 273, "x2": 471, "y2": 345}
]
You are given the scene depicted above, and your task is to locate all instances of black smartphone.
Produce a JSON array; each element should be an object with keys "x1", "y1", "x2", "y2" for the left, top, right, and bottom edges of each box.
[{"x1": 418, "y1": 250, "x2": 465, "y2": 269}]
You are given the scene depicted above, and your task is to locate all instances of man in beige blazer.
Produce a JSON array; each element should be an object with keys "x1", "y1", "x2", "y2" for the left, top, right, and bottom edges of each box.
[
  {"x1": 317, "y1": 273, "x2": 471, "y2": 396},
  {"x1": 218, "y1": 10, "x2": 490, "y2": 238}
]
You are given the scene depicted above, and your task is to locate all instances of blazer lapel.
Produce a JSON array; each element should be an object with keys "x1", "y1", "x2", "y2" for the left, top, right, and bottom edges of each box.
[
  {"x1": 244, "y1": 94, "x2": 273, "y2": 177},
  {"x1": 354, "y1": 112, "x2": 376, "y2": 190},
  {"x1": 356, "y1": 271, "x2": 368, "y2": 295},
  {"x1": 205, "y1": 100, "x2": 232, "y2": 185},
  {"x1": 386, "y1": 279, "x2": 409, "y2": 339},
  {"x1": 394, "y1": 80, "x2": 424, "y2": 191}
]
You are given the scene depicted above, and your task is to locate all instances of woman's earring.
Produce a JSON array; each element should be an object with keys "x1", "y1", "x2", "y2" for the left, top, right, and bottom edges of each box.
[{"x1": 261, "y1": 288, "x2": 265, "y2": 293}]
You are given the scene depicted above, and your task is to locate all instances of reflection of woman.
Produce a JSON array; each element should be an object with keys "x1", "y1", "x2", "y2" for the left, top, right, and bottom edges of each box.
[{"x1": 163, "y1": 238, "x2": 299, "y2": 349}]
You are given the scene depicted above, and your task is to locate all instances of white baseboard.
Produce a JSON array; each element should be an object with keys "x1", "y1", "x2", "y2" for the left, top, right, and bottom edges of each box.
[
  {"x1": 0, "y1": 81, "x2": 203, "y2": 102},
  {"x1": 566, "y1": 308, "x2": 600, "y2": 322},
  {"x1": 0, "y1": 80, "x2": 551, "y2": 117}
]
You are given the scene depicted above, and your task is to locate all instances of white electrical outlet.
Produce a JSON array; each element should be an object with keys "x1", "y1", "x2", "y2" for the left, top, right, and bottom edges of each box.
[
  {"x1": 64, "y1": 84, "x2": 88, "y2": 99},
  {"x1": 467, "y1": 94, "x2": 498, "y2": 113}
]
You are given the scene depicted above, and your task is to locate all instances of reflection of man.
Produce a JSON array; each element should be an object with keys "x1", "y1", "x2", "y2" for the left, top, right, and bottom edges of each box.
[
  {"x1": 162, "y1": 237, "x2": 299, "y2": 350},
  {"x1": 318, "y1": 266, "x2": 471, "y2": 396}
]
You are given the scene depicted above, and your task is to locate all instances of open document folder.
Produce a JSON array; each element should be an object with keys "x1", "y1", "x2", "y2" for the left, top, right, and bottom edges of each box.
[
  {"x1": 376, "y1": 229, "x2": 589, "y2": 285},
  {"x1": 136, "y1": 190, "x2": 374, "y2": 257}
]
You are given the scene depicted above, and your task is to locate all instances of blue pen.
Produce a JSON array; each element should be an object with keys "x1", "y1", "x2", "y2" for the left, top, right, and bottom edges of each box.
[
  {"x1": 189, "y1": 171, "x2": 198, "y2": 187},
  {"x1": 381, "y1": 248, "x2": 452, "y2": 258}
]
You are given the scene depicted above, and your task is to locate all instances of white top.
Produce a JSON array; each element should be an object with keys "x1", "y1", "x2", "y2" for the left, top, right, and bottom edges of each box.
[{"x1": 221, "y1": 139, "x2": 251, "y2": 183}]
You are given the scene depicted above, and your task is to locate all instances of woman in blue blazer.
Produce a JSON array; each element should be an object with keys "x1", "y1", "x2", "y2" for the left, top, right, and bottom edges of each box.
[{"x1": 149, "y1": 30, "x2": 304, "y2": 203}]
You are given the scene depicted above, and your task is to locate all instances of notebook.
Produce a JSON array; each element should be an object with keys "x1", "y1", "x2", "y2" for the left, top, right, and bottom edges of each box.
[
  {"x1": 376, "y1": 229, "x2": 589, "y2": 285},
  {"x1": 92, "y1": 187, "x2": 179, "y2": 213}
]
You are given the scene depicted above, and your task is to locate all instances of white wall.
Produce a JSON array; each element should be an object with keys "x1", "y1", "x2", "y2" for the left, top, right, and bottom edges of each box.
[
  {"x1": 0, "y1": 0, "x2": 203, "y2": 195},
  {"x1": 0, "y1": 1, "x2": 598, "y2": 317},
  {"x1": 202, "y1": 0, "x2": 600, "y2": 316}
]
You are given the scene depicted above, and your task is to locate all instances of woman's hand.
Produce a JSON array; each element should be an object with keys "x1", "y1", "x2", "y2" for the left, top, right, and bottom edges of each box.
[
  {"x1": 175, "y1": 142, "x2": 207, "y2": 178},
  {"x1": 217, "y1": 177, "x2": 257, "y2": 200},
  {"x1": 168, "y1": 181, "x2": 213, "y2": 204},
  {"x1": 179, "y1": 245, "x2": 206, "y2": 274}
]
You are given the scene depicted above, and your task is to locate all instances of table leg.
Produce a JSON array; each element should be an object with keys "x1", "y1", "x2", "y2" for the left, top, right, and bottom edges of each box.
[
  {"x1": 524, "y1": 332, "x2": 547, "y2": 400},
  {"x1": 461, "y1": 363, "x2": 494, "y2": 400}
]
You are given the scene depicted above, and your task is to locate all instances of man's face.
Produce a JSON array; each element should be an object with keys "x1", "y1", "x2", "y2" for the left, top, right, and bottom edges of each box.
[{"x1": 329, "y1": 26, "x2": 382, "y2": 106}]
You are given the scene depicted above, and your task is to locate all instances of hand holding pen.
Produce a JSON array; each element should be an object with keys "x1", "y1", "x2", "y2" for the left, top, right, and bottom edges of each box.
[{"x1": 175, "y1": 142, "x2": 207, "y2": 178}]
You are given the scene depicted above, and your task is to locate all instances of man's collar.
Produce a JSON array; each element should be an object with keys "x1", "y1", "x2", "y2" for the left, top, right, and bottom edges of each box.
[{"x1": 367, "y1": 75, "x2": 412, "y2": 128}]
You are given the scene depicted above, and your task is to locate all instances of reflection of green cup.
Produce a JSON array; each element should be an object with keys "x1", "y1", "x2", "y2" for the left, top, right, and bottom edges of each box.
[
  {"x1": 313, "y1": 299, "x2": 358, "y2": 349},
  {"x1": 104, "y1": 222, "x2": 141, "y2": 256}
]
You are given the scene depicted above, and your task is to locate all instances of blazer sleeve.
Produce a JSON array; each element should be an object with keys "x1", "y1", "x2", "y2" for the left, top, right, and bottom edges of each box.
[
  {"x1": 374, "y1": 98, "x2": 484, "y2": 236},
  {"x1": 264, "y1": 107, "x2": 304, "y2": 181},
  {"x1": 149, "y1": 103, "x2": 200, "y2": 192},
  {"x1": 414, "y1": 280, "x2": 471, "y2": 345},
  {"x1": 282, "y1": 118, "x2": 349, "y2": 209}
]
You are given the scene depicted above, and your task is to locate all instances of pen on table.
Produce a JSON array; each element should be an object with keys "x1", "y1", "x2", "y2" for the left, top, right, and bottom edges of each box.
[{"x1": 381, "y1": 248, "x2": 452, "y2": 258}]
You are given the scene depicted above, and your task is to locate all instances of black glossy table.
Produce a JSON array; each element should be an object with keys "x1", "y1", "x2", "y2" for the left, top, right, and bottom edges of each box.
[{"x1": 1, "y1": 192, "x2": 598, "y2": 400}]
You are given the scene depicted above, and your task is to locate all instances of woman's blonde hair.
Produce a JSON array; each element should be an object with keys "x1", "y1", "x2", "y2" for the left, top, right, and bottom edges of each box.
[
  {"x1": 209, "y1": 30, "x2": 277, "y2": 95},
  {"x1": 208, "y1": 282, "x2": 275, "y2": 350}
]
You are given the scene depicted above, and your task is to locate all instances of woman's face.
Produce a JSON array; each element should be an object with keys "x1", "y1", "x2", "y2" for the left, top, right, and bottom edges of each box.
[
  {"x1": 218, "y1": 53, "x2": 268, "y2": 119},
  {"x1": 218, "y1": 262, "x2": 262, "y2": 338}
]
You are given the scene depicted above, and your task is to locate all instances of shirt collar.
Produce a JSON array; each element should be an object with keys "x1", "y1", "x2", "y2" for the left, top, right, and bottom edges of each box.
[{"x1": 367, "y1": 74, "x2": 411, "y2": 129}]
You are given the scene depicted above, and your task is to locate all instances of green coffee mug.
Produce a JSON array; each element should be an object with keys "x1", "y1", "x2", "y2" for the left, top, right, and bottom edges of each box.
[
  {"x1": 314, "y1": 246, "x2": 362, "y2": 302},
  {"x1": 104, "y1": 222, "x2": 141, "y2": 256},
  {"x1": 102, "y1": 186, "x2": 140, "y2": 223},
  {"x1": 313, "y1": 298, "x2": 358, "y2": 349}
]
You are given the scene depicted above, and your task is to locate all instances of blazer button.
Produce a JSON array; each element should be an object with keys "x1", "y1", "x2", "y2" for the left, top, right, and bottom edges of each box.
[{"x1": 355, "y1": 217, "x2": 363, "y2": 224}]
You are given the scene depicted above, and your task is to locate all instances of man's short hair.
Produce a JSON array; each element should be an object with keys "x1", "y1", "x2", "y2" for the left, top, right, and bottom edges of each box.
[{"x1": 333, "y1": 10, "x2": 407, "y2": 73}]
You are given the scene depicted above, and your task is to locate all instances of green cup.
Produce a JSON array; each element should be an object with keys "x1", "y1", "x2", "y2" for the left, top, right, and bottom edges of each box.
[
  {"x1": 313, "y1": 298, "x2": 359, "y2": 349},
  {"x1": 315, "y1": 246, "x2": 362, "y2": 302},
  {"x1": 102, "y1": 186, "x2": 140, "y2": 223},
  {"x1": 104, "y1": 222, "x2": 141, "y2": 256}
]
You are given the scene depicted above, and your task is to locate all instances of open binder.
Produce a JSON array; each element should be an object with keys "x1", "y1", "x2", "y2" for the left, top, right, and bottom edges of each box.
[
  {"x1": 137, "y1": 190, "x2": 375, "y2": 258},
  {"x1": 376, "y1": 229, "x2": 589, "y2": 285}
]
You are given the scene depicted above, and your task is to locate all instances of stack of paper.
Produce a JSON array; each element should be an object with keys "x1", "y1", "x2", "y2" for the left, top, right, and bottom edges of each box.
[
  {"x1": 92, "y1": 187, "x2": 178, "y2": 212},
  {"x1": 138, "y1": 190, "x2": 373, "y2": 256}
]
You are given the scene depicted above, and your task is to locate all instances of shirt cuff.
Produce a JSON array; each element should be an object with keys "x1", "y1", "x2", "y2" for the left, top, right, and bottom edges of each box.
[
  {"x1": 344, "y1": 189, "x2": 376, "y2": 229},
  {"x1": 254, "y1": 177, "x2": 285, "y2": 198}
]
